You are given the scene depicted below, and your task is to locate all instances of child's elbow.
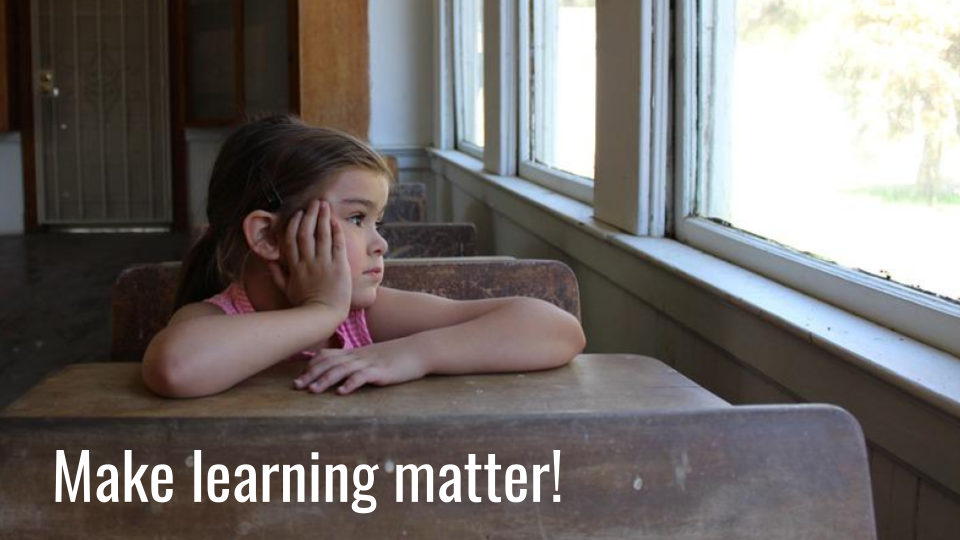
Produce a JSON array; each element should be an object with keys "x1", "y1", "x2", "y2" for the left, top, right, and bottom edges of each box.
[
  {"x1": 572, "y1": 322, "x2": 587, "y2": 355},
  {"x1": 531, "y1": 298, "x2": 585, "y2": 367},
  {"x1": 142, "y1": 356, "x2": 184, "y2": 398},
  {"x1": 142, "y1": 335, "x2": 194, "y2": 398},
  {"x1": 561, "y1": 314, "x2": 587, "y2": 364}
]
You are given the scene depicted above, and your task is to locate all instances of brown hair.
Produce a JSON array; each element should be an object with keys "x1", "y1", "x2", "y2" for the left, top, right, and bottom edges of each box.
[{"x1": 175, "y1": 114, "x2": 393, "y2": 309}]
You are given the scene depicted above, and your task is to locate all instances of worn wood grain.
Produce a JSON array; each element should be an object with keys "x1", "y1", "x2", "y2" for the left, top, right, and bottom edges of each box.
[
  {"x1": 298, "y1": 0, "x2": 369, "y2": 138},
  {"x1": 380, "y1": 222, "x2": 476, "y2": 258},
  {"x1": 384, "y1": 182, "x2": 426, "y2": 223},
  {"x1": 381, "y1": 258, "x2": 580, "y2": 317},
  {"x1": 2, "y1": 354, "x2": 727, "y2": 419},
  {"x1": 0, "y1": 404, "x2": 875, "y2": 539}
]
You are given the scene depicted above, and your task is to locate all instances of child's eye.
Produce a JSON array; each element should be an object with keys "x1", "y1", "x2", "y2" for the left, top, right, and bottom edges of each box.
[{"x1": 348, "y1": 214, "x2": 365, "y2": 227}]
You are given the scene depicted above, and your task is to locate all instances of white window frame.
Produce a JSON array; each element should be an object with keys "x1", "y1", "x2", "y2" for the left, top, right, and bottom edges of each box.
[
  {"x1": 482, "y1": 0, "x2": 518, "y2": 176},
  {"x1": 517, "y1": 0, "x2": 594, "y2": 204},
  {"x1": 438, "y1": 0, "x2": 670, "y2": 234},
  {"x1": 673, "y1": 0, "x2": 960, "y2": 359},
  {"x1": 593, "y1": 0, "x2": 670, "y2": 236},
  {"x1": 433, "y1": 0, "x2": 456, "y2": 150},
  {"x1": 452, "y1": 0, "x2": 485, "y2": 159}
]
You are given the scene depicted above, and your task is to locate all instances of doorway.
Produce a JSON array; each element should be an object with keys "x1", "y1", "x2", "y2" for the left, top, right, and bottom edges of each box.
[{"x1": 31, "y1": 0, "x2": 171, "y2": 226}]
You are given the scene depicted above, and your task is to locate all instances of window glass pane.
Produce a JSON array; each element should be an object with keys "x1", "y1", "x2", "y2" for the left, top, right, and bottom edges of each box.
[
  {"x1": 703, "y1": 0, "x2": 960, "y2": 301},
  {"x1": 531, "y1": 0, "x2": 595, "y2": 179},
  {"x1": 458, "y1": 0, "x2": 484, "y2": 148}
]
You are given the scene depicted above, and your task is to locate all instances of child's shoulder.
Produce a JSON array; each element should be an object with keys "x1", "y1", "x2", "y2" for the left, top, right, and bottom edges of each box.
[{"x1": 167, "y1": 301, "x2": 226, "y2": 327}]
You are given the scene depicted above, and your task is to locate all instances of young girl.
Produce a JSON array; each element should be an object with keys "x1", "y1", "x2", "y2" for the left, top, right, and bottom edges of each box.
[{"x1": 143, "y1": 115, "x2": 586, "y2": 398}]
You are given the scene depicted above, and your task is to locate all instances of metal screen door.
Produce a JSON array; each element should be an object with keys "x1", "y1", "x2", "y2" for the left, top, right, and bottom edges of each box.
[{"x1": 33, "y1": 0, "x2": 171, "y2": 225}]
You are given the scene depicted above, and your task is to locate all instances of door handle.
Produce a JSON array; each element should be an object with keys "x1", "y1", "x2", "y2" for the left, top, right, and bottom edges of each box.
[{"x1": 39, "y1": 69, "x2": 59, "y2": 97}]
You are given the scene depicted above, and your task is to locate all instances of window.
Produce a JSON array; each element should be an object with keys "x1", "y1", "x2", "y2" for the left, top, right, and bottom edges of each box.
[
  {"x1": 519, "y1": 0, "x2": 596, "y2": 202},
  {"x1": 436, "y1": 0, "x2": 960, "y2": 355},
  {"x1": 677, "y1": 0, "x2": 960, "y2": 356},
  {"x1": 185, "y1": 0, "x2": 296, "y2": 126},
  {"x1": 454, "y1": 0, "x2": 484, "y2": 156},
  {"x1": 529, "y1": 0, "x2": 596, "y2": 179}
]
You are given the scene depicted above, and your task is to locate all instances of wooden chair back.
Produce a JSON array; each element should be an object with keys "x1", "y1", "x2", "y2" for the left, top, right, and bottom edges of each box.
[
  {"x1": 193, "y1": 223, "x2": 475, "y2": 258},
  {"x1": 381, "y1": 223, "x2": 476, "y2": 258},
  {"x1": 384, "y1": 183, "x2": 426, "y2": 223},
  {"x1": 111, "y1": 259, "x2": 579, "y2": 361}
]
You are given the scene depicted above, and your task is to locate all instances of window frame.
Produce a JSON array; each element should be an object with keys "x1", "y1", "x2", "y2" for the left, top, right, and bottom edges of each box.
[
  {"x1": 673, "y1": 0, "x2": 960, "y2": 358},
  {"x1": 452, "y1": 0, "x2": 485, "y2": 159},
  {"x1": 517, "y1": 0, "x2": 594, "y2": 204},
  {"x1": 592, "y1": 0, "x2": 670, "y2": 235},
  {"x1": 443, "y1": 0, "x2": 670, "y2": 230}
]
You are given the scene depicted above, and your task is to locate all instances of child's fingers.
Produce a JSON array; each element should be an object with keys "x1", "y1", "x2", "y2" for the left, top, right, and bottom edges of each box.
[
  {"x1": 316, "y1": 201, "x2": 332, "y2": 264},
  {"x1": 267, "y1": 262, "x2": 287, "y2": 292},
  {"x1": 330, "y1": 214, "x2": 346, "y2": 258},
  {"x1": 294, "y1": 352, "x2": 350, "y2": 389},
  {"x1": 299, "y1": 200, "x2": 320, "y2": 261},
  {"x1": 337, "y1": 368, "x2": 382, "y2": 395},
  {"x1": 285, "y1": 210, "x2": 304, "y2": 263},
  {"x1": 308, "y1": 360, "x2": 368, "y2": 394}
]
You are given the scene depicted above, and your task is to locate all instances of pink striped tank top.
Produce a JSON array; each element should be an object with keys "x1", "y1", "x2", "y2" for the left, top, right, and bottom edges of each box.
[{"x1": 204, "y1": 283, "x2": 373, "y2": 354}]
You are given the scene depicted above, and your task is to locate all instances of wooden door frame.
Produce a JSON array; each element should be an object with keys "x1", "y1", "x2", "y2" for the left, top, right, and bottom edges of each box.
[
  {"x1": 15, "y1": 0, "x2": 37, "y2": 231},
  {"x1": 169, "y1": 0, "x2": 187, "y2": 231}
]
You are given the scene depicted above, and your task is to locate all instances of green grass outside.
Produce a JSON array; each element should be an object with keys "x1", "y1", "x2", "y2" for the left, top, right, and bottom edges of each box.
[{"x1": 849, "y1": 184, "x2": 960, "y2": 206}]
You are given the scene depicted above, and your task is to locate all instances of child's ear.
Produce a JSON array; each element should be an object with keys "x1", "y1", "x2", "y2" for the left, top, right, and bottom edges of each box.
[{"x1": 242, "y1": 210, "x2": 282, "y2": 261}]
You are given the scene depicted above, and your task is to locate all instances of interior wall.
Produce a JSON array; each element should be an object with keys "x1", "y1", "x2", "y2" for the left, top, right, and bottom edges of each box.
[
  {"x1": 368, "y1": 0, "x2": 434, "y2": 148},
  {"x1": 0, "y1": 132, "x2": 23, "y2": 234},
  {"x1": 185, "y1": 128, "x2": 233, "y2": 227}
]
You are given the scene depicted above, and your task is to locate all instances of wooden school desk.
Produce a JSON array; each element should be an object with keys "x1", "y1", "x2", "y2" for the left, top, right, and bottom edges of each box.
[
  {"x1": 2, "y1": 354, "x2": 726, "y2": 419},
  {"x1": 0, "y1": 355, "x2": 876, "y2": 539}
]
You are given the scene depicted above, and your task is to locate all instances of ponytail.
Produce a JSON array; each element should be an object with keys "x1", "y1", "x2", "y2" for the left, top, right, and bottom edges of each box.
[{"x1": 174, "y1": 231, "x2": 224, "y2": 309}]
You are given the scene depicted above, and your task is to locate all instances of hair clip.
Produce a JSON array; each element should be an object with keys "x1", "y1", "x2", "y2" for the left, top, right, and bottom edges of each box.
[
  {"x1": 261, "y1": 179, "x2": 284, "y2": 211},
  {"x1": 253, "y1": 160, "x2": 284, "y2": 211}
]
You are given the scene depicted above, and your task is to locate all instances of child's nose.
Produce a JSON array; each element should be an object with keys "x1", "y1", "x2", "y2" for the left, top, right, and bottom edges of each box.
[{"x1": 370, "y1": 230, "x2": 388, "y2": 256}]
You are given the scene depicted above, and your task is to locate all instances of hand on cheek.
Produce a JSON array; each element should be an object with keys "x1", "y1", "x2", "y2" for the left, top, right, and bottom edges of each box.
[{"x1": 267, "y1": 200, "x2": 352, "y2": 317}]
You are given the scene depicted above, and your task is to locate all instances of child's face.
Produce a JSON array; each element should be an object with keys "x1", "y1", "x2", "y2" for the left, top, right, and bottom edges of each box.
[{"x1": 317, "y1": 169, "x2": 390, "y2": 309}]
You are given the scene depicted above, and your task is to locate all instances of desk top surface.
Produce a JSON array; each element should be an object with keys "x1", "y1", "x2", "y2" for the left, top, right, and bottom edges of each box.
[{"x1": 1, "y1": 354, "x2": 728, "y2": 419}]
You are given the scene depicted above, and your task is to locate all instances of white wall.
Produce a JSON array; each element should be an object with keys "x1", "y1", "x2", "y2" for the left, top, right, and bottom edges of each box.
[
  {"x1": 0, "y1": 133, "x2": 24, "y2": 234},
  {"x1": 368, "y1": 0, "x2": 434, "y2": 148},
  {"x1": 185, "y1": 128, "x2": 234, "y2": 227}
]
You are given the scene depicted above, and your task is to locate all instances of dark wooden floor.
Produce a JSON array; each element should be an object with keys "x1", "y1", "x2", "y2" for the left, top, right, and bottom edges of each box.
[{"x1": 0, "y1": 233, "x2": 190, "y2": 410}]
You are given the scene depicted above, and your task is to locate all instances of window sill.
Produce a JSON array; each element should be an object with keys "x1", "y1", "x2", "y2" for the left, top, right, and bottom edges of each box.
[{"x1": 429, "y1": 146, "x2": 960, "y2": 422}]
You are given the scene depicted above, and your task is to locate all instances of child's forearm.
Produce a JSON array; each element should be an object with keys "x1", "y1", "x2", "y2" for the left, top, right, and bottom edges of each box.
[
  {"x1": 407, "y1": 298, "x2": 586, "y2": 375},
  {"x1": 143, "y1": 305, "x2": 344, "y2": 397}
]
